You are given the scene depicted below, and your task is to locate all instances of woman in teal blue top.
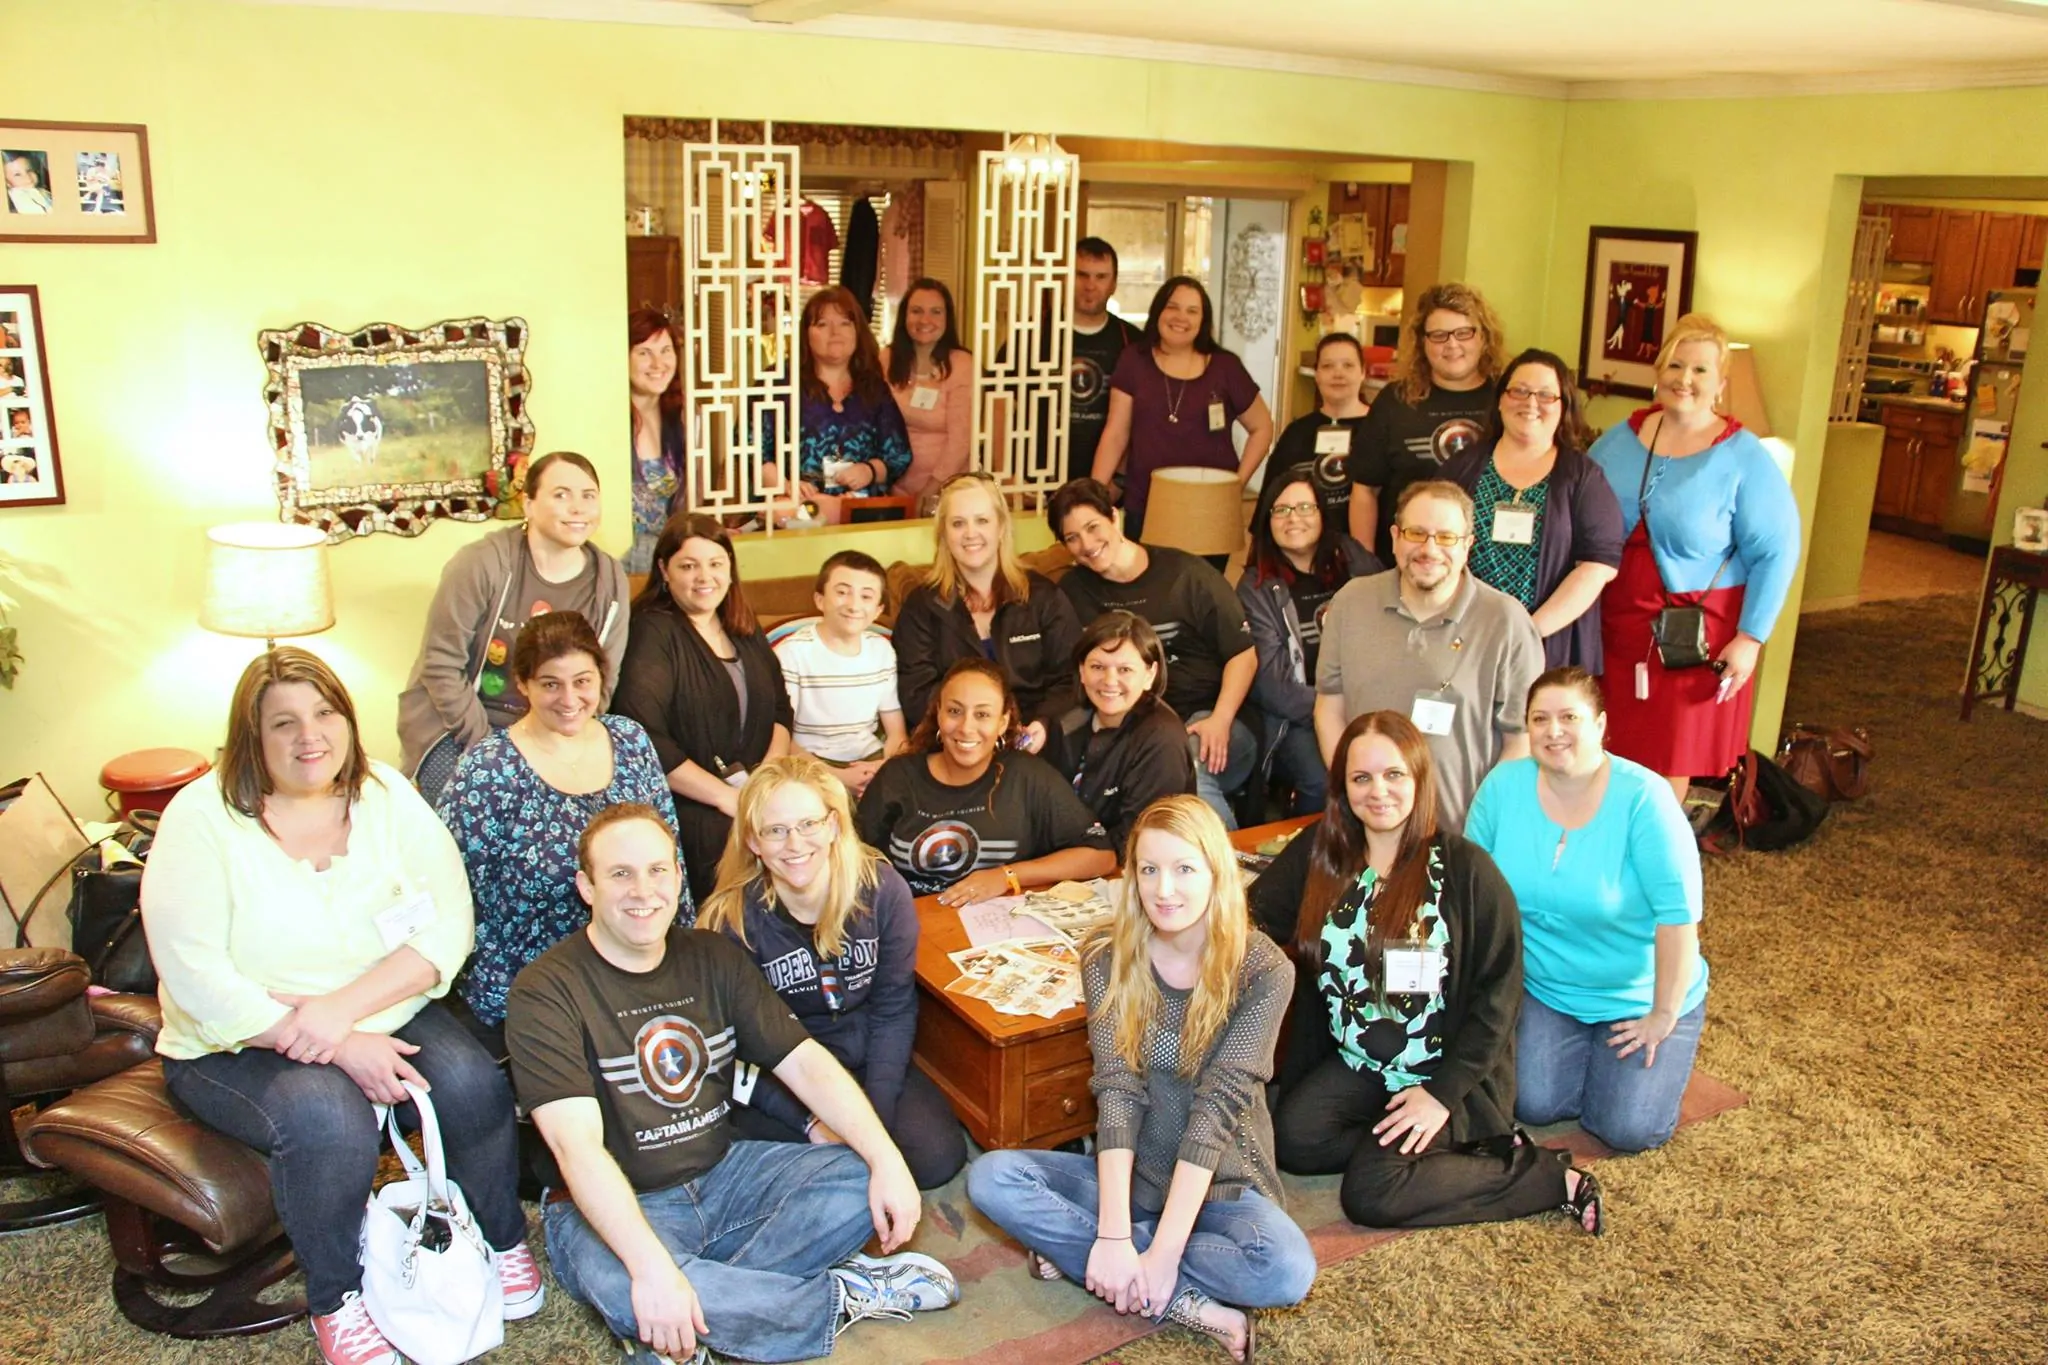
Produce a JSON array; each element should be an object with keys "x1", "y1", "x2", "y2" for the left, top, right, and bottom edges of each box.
[{"x1": 1465, "y1": 665, "x2": 1708, "y2": 1153}]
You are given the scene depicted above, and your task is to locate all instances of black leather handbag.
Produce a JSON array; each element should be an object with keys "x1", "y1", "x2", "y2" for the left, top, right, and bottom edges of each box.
[{"x1": 67, "y1": 810, "x2": 157, "y2": 995}]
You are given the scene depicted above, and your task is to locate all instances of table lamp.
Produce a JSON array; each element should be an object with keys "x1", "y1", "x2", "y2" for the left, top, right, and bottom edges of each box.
[
  {"x1": 1141, "y1": 467, "x2": 1245, "y2": 559},
  {"x1": 198, "y1": 523, "x2": 335, "y2": 650}
]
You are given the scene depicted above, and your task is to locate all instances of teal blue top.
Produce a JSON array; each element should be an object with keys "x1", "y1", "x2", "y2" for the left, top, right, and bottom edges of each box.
[
  {"x1": 1465, "y1": 754, "x2": 1708, "y2": 1023},
  {"x1": 1317, "y1": 849, "x2": 1450, "y2": 1089}
]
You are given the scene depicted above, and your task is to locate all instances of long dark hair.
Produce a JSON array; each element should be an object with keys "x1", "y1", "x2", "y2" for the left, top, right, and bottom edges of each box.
[
  {"x1": 628, "y1": 308, "x2": 683, "y2": 418},
  {"x1": 1142, "y1": 275, "x2": 1219, "y2": 355},
  {"x1": 885, "y1": 278, "x2": 965, "y2": 388},
  {"x1": 801, "y1": 286, "x2": 889, "y2": 405},
  {"x1": 1296, "y1": 711, "x2": 1441, "y2": 956},
  {"x1": 634, "y1": 511, "x2": 760, "y2": 636},
  {"x1": 1245, "y1": 463, "x2": 1350, "y2": 589},
  {"x1": 1486, "y1": 347, "x2": 1592, "y2": 459},
  {"x1": 907, "y1": 657, "x2": 1024, "y2": 754}
]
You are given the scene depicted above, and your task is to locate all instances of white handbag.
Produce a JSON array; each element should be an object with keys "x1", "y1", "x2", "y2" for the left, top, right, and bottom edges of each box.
[{"x1": 359, "y1": 1081, "x2": 505, "y2": 1365}]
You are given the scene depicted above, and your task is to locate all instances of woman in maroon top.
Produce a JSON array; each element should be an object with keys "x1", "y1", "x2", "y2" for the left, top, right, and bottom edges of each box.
[{"x1": 1089, "y1": 276, "x2": 1275, "y2": 542}]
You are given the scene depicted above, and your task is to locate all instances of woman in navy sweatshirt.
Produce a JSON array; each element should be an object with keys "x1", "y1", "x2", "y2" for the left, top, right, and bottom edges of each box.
[{"x1": 697, "y1": 753, "x2": 967, "y2": 1188}]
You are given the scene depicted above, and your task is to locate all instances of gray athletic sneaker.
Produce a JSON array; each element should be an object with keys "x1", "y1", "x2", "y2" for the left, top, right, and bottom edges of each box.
[{"x1": 830, "y1": 1251, "x2": 961, "y2": 1333}]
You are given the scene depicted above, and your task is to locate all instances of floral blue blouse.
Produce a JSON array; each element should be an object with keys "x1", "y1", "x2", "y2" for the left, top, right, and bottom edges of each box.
[{"x1": 436, "y1": 713, "x2": 684, "y2": 1025}]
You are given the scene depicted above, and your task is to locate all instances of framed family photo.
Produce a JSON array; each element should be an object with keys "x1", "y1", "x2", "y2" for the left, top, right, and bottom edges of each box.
[
  {"x1": 0, "y1": 286, "x2": 62, "y2": 509},
  {"x1": 260, "y1": 316, "x2": 533, "y2": 541},
  {"x1": 1578, "y1": 226, "x2": 1697, "y2": 399},
  {"x1": 0, "y1": 121, "x2": 154, "y2": 244}
]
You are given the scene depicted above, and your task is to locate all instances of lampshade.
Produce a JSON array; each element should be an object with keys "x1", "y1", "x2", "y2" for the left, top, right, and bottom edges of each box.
[
  {"x1": 1142, "y1": 467, "x2": 1245, "y2": 558},
  {"x1": 1721, "y1": 343, "x2": 1772, "y2": 439},
  {"x1": 199, "y1": 523, "x2": 335, "y2": 643}
]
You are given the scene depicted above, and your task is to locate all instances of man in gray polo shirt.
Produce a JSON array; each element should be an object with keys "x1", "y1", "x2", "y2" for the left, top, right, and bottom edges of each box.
[{"x1": 1313, "y1": 479, "x2": 1542, "y2": 829}]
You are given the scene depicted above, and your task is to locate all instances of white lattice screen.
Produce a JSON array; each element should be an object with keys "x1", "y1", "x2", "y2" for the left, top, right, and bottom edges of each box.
[
  {"x1": 973, "y1": 136, "x2": 1079, "y2": 499},
  {"x1": 679, "y1": 124, "x2": 801, "y2": 527}
]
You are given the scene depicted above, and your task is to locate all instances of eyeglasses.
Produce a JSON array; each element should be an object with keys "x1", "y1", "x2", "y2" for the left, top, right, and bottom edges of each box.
[
  {"x1": 1503, "y1": 386, "x2": 1562, "y2": 409},
  {"x1": 1395, "y1": 526, "x2": 1470, "y2": 548},
  {"x1": 756, "y1": 815, "x2": 832, "y2": 846},
  {"x1": 1423, "y1": 326, "x2": 1479, "y2": 345},
  {"x1": 1269, "y1": 502, "x2": 1320, "y2": 520}
]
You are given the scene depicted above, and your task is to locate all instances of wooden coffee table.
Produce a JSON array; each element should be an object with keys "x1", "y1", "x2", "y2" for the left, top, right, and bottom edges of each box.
[{"x1": 910, "y1": 817, "x2": 1311, "y2": 1151}]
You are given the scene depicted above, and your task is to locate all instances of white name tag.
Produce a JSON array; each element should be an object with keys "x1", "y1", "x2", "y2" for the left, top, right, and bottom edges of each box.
[
  {"x1": 375, "y1": 889, "x2": 436, "y2": 953},
  {"x1": 1410, "y1": 693, "x2": 1457, "y2": 736},
  {"x1": 1315, "y1": 426, "x2": 1350, "y2": 455},
  {"x1": 1383, "y1": 945, "x2": 1445, "y2": 996},
  {"x1": 911, "y1": 385, "x2": 940, "y2": 411},
  {"x1": 1208, "y1": 399, "x2": 1227, "y2": 432},
  {"x1": 1491, "y1": 504, "x2": 1536, "y2": 545}
]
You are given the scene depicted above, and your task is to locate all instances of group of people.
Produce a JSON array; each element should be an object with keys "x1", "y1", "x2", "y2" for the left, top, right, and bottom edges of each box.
[{"x1": 132, "y1": 272, "x2": 1793, "y2": 1365}]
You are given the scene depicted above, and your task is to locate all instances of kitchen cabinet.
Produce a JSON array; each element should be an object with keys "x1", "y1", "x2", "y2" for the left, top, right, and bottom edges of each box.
[
  {"x1": 2022, "y1": 215, "x2": 2048, "y2": 272},
  {"x1": 1884, "y1": 204, "x2": 1939, "y2": 263},
  {"x1": 1871, "y1": 403, "x2": 1964, "y2": 536},
  {"x1": 1326, "y1": 182, "x2": 1408, "y2": 287},
  {"x1": 626, "y1": 234, "x2": 681, "y2": 316},
  {"x1": 1928, "y1": 210, "x2": 2026, "y2": 325}
]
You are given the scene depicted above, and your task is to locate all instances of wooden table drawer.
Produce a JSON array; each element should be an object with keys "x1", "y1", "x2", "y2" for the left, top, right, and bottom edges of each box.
[
  {"x1": 1022, "y1": 1061, "x2": 1096, "y2": 1141},
  {"x1": 1024, "y1": 1028, "x2": 1092, "y2": 1076}
]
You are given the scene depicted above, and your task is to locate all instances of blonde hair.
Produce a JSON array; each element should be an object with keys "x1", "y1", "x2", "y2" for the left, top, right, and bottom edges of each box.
[
  {"x1": 1394, "y1": 282, "x2": 1508, "y2": 405},
  {"x1": 1087, "y1": 796, "x2": 1250, "y2": 1076},
  {"x1": 924, "y1": 472, "x2": 1030, "y2": 608},
  {"x1": 698, "y1": 754, "x2": 880, "y2": 960},
  {"x1": 1653, "y1": 312, "x2": 1731, "y2": 392}
]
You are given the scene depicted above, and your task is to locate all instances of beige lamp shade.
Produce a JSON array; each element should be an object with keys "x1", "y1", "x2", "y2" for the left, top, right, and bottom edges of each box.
[
  {"x1": 199, "y1": 523, "x2": 335, "y2": 643},
  {"x1": 1721, "y1": 343, "x2": 1772, "y2": 439},
  {"x1": 1141, "y1": 467, "x2": 1245, "y2": 558}
]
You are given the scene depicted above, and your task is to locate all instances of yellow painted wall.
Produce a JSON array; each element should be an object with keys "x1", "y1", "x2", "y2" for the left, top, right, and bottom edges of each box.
[{"x1": 0, "y1": 0, "x2": 1566, "y2": 810}]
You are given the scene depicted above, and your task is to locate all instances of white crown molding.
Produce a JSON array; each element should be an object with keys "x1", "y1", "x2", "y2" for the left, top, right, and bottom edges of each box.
[{"x1": 1567, "y1": 60, "x2": 2048, "y2": 101}]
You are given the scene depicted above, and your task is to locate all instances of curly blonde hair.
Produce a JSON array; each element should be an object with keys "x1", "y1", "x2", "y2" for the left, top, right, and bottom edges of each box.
[{"x1": 1393, "y1": 282, "x2": 1508, "y2": 405}]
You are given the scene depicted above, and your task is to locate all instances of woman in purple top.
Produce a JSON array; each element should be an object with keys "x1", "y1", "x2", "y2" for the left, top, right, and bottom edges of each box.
[{"x1": 1090, "y1": 276, "x2": 1275, "y2": 542}]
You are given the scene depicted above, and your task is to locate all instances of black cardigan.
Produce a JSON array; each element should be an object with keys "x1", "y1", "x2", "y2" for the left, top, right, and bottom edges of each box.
[
  {"x1": 1441, "y1": 442, "x2": 1625, "y2": 672},
  {"x1": 891, "y1": 573, "x2": 1083, "y2": 732},
  {"x1": 610, "y1": 600, "x2": 792, "y2": 902},
  {"x1": 1249, "y1": 822, "x2": 1524, "y2": 1145},
  {"x1": 1054, "y1": 694, "x2": 1197, "y2": 854}
]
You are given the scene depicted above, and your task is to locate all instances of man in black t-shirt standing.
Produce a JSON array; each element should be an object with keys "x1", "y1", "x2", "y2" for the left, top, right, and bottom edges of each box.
[
  {"x1": 1349, "y1": 282, "x2": 1506, "y2": 562},
  {"x1": 506, "y1": 804, "x2": 957, "y2": 1365},
  {"x1": 1066, "y1": 237, "x2": 1144, "y2": 486}
]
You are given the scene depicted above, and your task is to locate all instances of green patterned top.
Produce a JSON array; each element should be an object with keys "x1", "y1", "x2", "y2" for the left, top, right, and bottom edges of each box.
[
  {"x1": 1317, "y1": 847, "x2": 1451, "y2": 1089},
  {"x1": 1468, "y1": 460, "x2": 1549, "y2": 611}
]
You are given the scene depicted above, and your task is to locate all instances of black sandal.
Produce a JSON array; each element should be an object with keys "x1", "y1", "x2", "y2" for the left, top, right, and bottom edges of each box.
[{"x1": 1563, "y1": 1167, "x2": 1604, "y2": 1236}]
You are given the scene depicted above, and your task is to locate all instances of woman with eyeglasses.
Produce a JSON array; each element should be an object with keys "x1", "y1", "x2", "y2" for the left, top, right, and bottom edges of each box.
[
  {"x1": 698, "y1": 755, "x2": 968, "y2": 1188},
  {"x1": 1054, "y1": 612, "x2": 1198, "y2": 852},
  {"x1": 881, "y1": 278, "x2": 974, "y2": 503},
  {"x1": 1088, "y1": 275, "x2": 1275, "y2": 542},
  {"x1": 1349, "y1": 283, "x2": 1507, "y2": 563},
  {"x1": 1239, "y1": 464, "x2": 1381, "y2": 816},
  {"x1": 1442, "y1": 348, "x2": 1624, "y2": 671}
]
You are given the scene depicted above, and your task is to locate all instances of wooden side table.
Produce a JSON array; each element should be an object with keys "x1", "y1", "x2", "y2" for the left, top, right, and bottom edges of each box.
[
  {"x1": 910, "y1": 816, "x2": 1312, "y2": 1152},
  {"x1": 1961, "y1": 545, "x2": 2048, "y2": 719}
]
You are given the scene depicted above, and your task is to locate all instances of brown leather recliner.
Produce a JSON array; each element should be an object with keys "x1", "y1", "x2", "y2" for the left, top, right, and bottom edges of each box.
[{"x1": 0, "y1": 946, "x2": 160, "y2": 1230}]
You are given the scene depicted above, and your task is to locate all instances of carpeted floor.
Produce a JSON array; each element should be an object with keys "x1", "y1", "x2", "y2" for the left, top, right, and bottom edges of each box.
[{"x1": 4, "y1": 590, "x2": 2046, "y2": 1363}]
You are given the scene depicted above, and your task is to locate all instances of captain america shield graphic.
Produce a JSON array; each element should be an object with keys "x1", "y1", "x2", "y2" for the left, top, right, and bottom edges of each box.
[
  {"x1": 909, "y1": 820, "x2": 981, "y2": 883},
  {"x1": 1430, "y1": 416, "x2": 1487, "y2": 465},
  {"x1": 633, "y1": 1016, "x2": 711, "y2": 1110}
]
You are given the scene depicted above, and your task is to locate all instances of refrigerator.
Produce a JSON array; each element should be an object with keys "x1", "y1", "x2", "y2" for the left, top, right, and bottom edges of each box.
[{"x1": 1951, "y1": 288, "x2": 2034, "y2": 537}]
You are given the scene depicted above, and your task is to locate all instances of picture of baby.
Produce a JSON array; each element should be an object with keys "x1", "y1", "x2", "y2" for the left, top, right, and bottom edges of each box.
[
  {"x1": 76, "y1": 151, "x2": 124, "y2": 215},
  {"x1": 7, "y1": 408, "x2": 31, "y2": 441},
  {"x1": 3, "y1": 151, "x2": 53, "y2": 214},
  {"x1": 0, "y1": 357, "x2": 21, "y2": 394},
  {"x1": 1, "y1": 451, "x2": 37, "y2": 484}
]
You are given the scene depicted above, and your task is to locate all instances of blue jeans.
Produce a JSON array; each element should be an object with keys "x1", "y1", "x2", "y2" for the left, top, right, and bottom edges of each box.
[
  {"x1": 545, "y1": 1140, "x2": 875, "y2": 1363},
  {"x1": 1185, "y1": 711, "x2": 1258, "y2": 832},
  {"x1": 1266, "y1": 720, "x2": 1327, "y2": 816},
  {"x1": 1515, "y1": 992, "x2": 1707, "y2": 1153},
  {"x1": 162, "y1": 1000, "x2": 526, "y2": 1316},
  {"x1": 966, "y1": 1149, "x2": 1315, "y2": 1315}
]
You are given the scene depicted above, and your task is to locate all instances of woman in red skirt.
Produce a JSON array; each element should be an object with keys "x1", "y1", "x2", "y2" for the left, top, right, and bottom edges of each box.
[{"x1": 1586, "y1": 315, "x2": 1801, "y2": 802}]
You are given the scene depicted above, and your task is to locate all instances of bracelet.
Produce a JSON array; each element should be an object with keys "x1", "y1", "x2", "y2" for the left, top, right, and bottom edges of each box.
[
  {"x1": 1095, "y1": 1233, "x2": 1132, "y2": 1241},
  {"x1": 1003, "y1": 866, "x2": 1022, "y2": 896}
]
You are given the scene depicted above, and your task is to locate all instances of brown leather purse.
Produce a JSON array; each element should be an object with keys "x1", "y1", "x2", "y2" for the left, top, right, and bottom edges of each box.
[{"x1": 1777, "y1": 723, "x2": 1873, "y2": 802}]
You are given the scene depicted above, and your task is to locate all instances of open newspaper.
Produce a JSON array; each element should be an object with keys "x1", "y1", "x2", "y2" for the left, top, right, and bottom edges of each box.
[{"x1": 943, "y1": 879, "x2": 1119, "y2": 1017}]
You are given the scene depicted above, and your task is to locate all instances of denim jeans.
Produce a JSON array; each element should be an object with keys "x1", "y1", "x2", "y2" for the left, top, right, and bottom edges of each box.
[
  {"x1": 1185, "y1": 711, "x2": 1258, "y2": 832},
  {"x1": 1266, "y1": 721, "x2": 1328, "y2": 816},
  {"x1": 1515, "y1": 992, "x2": 1707, "y2": 1153},
  {"x1": 545, "y1": 1140, "x2": 876, "y2": 1363},
  {"x1": 966, "y1": 1149, "x2": 1315, "y2": 1315},
  {"x1": 162, "y1": 1000, "x2": 526, "y2": 1316}
]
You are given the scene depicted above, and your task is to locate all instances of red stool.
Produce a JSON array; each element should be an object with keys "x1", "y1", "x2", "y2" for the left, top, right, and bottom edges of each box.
[{"x1": 99, "y1": 749, "x2": 211, "y2": 819}]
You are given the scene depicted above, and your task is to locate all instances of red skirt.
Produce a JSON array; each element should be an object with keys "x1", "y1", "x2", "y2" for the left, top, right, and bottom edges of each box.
[{"x1": 1598, "y1": 524, "x2": 1751, "y2": 778}]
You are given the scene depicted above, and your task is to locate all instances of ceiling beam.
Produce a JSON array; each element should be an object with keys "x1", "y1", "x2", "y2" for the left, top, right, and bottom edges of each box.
[{"x1": 745, "y1": 0, "x2": 884, "y2": 23}]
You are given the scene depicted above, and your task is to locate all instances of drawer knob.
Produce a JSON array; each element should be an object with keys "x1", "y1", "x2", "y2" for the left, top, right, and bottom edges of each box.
[{"x1": 1060, "y1": 1097, "x2": 1080, "y2": 1116}]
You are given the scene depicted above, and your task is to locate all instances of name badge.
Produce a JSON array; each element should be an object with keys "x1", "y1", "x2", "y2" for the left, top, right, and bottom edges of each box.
[
  {"x1": 1208, "y1": 399, "x2": 1227, "y2": 432},
  {"x1": 374, "y1": 889, "x2": 436, "y2": 953},
  {"x1": 1410, "y1": 692, "x2": 1456, "y2": 736},
  {"x1": 1491, "y1": 504, "x2": 1536, "y2": 545},
  {"x1": 911, "y1": 385, "x2": 940, "y2": 411},
  {"x1": 1314, "y1": 426, "x2": 1350, "y2": 455},
  {"x1": 1383, "y1": 945, "x2": 1445, "y2": 996}
]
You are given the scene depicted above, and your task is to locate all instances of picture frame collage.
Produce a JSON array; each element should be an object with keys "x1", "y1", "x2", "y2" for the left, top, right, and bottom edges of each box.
[
  {"x1": 0, "y1": 287, "x2": 61, "y2": 508},
  {"x1": 0, "y1": 119, "x2": 154, "y2": 245}
]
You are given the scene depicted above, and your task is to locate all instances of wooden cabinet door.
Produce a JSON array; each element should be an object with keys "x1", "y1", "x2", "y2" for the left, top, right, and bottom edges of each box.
[
  {"x1": 626, "y1": 235, "x2": 681, "y2": 315},
  {"x1": 1909, "y1": 420, "x2": 1961, "y2": 527},
  {"x1": 1872, "y1": 428, "x2": 1917, "y2": 520},
  {"x1": 1886, "y1": 205, "x2": 1939, "y2": 263},
  {"x1": 1974, "y1": 212, "x2": 2026, "y2": 303},
  {"x1": 1381, "y1": 183, "x2": 1410, "y2": 287},
  {"x1": 1928, "y1": 210, "x2": 1982, "y2": 323},
  {"x1": 2023, "y1": 215, "x2": 2048, "y2": 271}
]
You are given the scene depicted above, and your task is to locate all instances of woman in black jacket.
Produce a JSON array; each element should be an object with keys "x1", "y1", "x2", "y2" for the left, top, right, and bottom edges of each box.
[
  {"x1": 1253, "y1": 710, "x2": 1605, "y2": 1235},
  {"x1": 891, "y1": 471, "x2": 1082, "y2": 765},
  {"x1": 1054, "y1": 611, "x2": 1197, "y2": 852},
  {"x1": 611, "y1": 512, "x2": 792, "y2": 903}
]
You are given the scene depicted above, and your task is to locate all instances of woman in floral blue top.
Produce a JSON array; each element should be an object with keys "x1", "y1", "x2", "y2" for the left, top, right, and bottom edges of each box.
[{"x1": 437, "y1": 609, "x2": 680, "y2": 1047}]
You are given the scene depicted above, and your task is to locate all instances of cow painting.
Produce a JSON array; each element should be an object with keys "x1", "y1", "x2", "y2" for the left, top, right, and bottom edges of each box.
[{"x1": 337, "y1": 395, "x2": 383, "y2": 467}]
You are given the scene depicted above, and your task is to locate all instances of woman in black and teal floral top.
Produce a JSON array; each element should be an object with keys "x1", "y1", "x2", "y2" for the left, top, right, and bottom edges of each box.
[{"x1": 1253, "y1": 709, "x2": 1607, "y2": 1235}]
